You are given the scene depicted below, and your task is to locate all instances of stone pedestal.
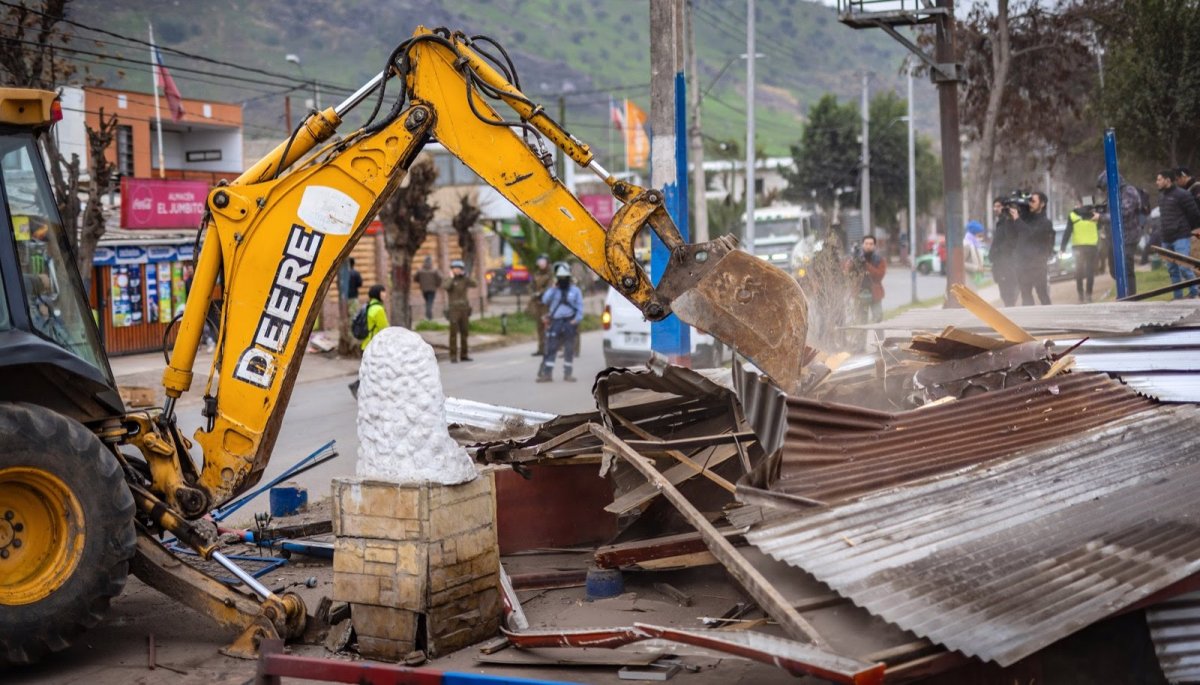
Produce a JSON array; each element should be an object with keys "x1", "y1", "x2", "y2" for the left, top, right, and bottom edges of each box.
[{"x1": 331, "y1": 472, "x2": 501, "y2": 660}]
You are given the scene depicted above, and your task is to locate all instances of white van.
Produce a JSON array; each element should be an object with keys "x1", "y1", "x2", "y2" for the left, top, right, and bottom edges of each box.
[{"x1": 601, "y1": 287, "x2": 723, "y2": 368}]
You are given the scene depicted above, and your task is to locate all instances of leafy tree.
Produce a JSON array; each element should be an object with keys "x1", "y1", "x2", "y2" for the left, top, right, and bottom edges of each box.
[
  {"x1": 0, "y1": 0, "x2": 117, "y2": 290},
  {"x1": 782, "y1": 94, "x2": 860, "y2": 213},
  {"x1": 1100, "y1": 0, "x2": 1200, "y2": 167},
  {"x1": 934, "y1": 0, "x2": 1098, "y2": 222},
  {"x1": 496, "y1": 215, "x2": 572, "y2": 270},
  {"x1": 379, "y1": 157, "x2": 438, "y2": 329},
  {"x1": 451, "y1": 193, "x2": 482, "y2": 274}
]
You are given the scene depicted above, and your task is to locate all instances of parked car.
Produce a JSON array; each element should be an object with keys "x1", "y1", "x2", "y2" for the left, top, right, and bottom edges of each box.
[{"x1": 601, "y1": 287, "x2": 723, "y2": 368}]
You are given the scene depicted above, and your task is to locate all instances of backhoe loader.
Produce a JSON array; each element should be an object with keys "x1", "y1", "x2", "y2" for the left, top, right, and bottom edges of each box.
[{"x1": 0, "y1": 27, "x2": 807, "y2": 663}]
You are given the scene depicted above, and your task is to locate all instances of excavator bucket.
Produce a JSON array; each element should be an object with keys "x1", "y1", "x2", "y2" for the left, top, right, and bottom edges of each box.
[{"x1": 658, "y1": 238, "x2": 809, "y2": 394}]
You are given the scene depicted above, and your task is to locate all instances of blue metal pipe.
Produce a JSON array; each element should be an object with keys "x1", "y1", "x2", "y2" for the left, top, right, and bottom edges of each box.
[{"x1": 1104, "y1": 129, "x2": 1129, "y2": 299}]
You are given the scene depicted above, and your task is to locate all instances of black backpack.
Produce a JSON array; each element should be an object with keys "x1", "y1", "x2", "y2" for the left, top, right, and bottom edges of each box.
[{"x1": 351, "y1": 302, "x2": 375, "y2": 340}]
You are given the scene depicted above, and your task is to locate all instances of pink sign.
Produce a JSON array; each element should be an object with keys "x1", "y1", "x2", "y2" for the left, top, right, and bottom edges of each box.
[
  {"x1": 121, "y1": 178, "x2": 210, "y2": 229},
  {"x1": 579, "y1": 194, "x2": 615, "y2": 226}
]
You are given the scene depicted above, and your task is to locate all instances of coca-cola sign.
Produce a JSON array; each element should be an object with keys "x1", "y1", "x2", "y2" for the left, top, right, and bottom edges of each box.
[{"x1": 120, "y1": 177, "x2": 209, "y2": 229}]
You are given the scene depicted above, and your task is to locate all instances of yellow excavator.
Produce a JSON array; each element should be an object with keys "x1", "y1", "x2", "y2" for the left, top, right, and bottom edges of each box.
[{"x1": 0, "y1": 27, "x2": 807, "y2": 663}]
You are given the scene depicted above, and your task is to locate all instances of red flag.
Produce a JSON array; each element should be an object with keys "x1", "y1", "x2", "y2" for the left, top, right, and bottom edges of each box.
[
  {"x1": 623, "y1": 100, "x2": 649, "y2": 169},
  {"x1": 153, "y1": 46, "x2": 185, "y2": 121}
]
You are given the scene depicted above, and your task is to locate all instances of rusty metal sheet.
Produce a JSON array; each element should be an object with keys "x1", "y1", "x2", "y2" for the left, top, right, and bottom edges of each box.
[
  {"x1": 856, "y1": 301, "x2": 1200, "y2": 334},
  {"x1": 742, "y1": 404, "x2": 1200, "y2": 667},
  {"x1": 1147, "y1": 591, "x2": 1200, "y2": 683},
  {"x1": 771, "y1": 373, "x2": 1152, "y2": 504},
  {"x1": 670, "y1": 249, "x2": 809, "y2": 394},
  {"x1": 503, "y1": 624, "x2": 885, "y2": 683}
]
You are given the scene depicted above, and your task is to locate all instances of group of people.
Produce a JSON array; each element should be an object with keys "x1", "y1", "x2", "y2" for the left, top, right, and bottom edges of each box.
[
  {"x1": 989, "y1": 191, "x2": 1057, "y2": 306},
  {"x1": 1151, "y1": 167, "x2": 1200, "y2": 299}
]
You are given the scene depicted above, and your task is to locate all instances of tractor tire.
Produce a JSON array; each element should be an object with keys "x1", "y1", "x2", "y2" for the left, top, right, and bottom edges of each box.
[
  {"x1": 917, "y1": 261, "x2": 932, "y2": 275},
  {"x1": 0, "y1": 402, "x2": 136, "y2": 665}
]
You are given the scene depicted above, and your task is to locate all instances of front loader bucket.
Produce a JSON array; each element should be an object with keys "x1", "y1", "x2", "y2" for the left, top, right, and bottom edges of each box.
[{"x1": 668, "y1": 247, "x2": 808, "y2": 394}]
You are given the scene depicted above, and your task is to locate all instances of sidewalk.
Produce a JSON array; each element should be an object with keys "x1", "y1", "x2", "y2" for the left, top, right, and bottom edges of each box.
[{"x1": 109, "y1": 329, "x2": 525, "y2": 400}]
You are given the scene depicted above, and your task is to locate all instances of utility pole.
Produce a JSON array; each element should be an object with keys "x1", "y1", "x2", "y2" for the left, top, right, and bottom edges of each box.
[
  {"x1": 907, "y1": 66, "x2": 917, "y2": 304},
  {"x1": 649, "y1": 0, "x2": 690, "y2": 361},
  {"x1": 860, "y1": 72, "x2": 871, "y2": 240},
  {"x1": 744, "y1": 0, "x2": 756, "y2": 252},
  {"x1": 937, "y1": 0, "x2": 965, "y2": 295},
  {"x1": 687, "y1": 0, "x2": 708, "y2": 243}
]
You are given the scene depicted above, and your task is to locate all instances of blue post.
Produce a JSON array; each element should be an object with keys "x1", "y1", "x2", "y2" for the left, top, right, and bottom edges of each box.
[
  {"x1": 650, "y1": 71, "x2": 691, "y2": 360},
  {"x1": 1103, "y1": 129, "x2": 1128, "y2": 299}
]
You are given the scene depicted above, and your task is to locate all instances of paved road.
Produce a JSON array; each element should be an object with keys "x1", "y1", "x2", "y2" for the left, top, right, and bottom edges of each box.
[
  {"x1": 882, "y1": 264, "x2": 948, "y2": 312},
  {"x1": 175, "y1": 330, "x2": 608, "y2": 522}
]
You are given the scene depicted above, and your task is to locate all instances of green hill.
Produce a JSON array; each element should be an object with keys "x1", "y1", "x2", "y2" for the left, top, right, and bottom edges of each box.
[{"x1": 69, "y1": 0, "x2": 930, "y2": 162}]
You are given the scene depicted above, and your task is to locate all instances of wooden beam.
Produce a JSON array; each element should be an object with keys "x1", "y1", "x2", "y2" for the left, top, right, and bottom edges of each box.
[
  {"x1": 609, "y1": 412, "x2": 737, "y2": 494},
  {"x1": 1120, "y1": 275, "x2": 1200, "y2": 302},
  {"x1": 605, "y1": 444, "x2": 740, "y2": 515},
  {"x1": 590, "y1": 425, "x2": 829, "y2": 648},
  {"x1": 950, "y1": 283, "x2": 1035, "y2": 343}
]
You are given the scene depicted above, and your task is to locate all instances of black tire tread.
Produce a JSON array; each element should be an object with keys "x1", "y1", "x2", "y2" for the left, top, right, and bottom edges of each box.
[{"x1": 0, "y1": 403, "x2": 136, "y2": 665}]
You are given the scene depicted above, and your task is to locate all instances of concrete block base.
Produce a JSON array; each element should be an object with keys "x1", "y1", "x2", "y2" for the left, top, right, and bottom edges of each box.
[{"x1": 332, "y1": 472, "x2": 501, "y2": 659}]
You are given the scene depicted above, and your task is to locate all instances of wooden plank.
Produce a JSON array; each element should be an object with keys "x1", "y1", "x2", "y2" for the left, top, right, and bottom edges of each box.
[
  {"x1": 591, "y1": 425, "x2": 828, "y2": 648},
  {"x1": 636, "y1": 551, "x2": 718, "y2": 570},
  {"x1": 950, "y1": 283, "x2": 1035, "y2": 343},
  {"x1": 476, "y1": 648, "x2": 663, "y2": 667},
  {"x1": 610, "y1": 413, "x2": 736, "y2": 494},
  {"x1": 606, "y1": 444, "x2": 740, "y2": 515},
  {"x1": 624, "y1": 431, "x2": 758, "y2": 452},
  {"x1": 940, "y1": 326, "x2": 1007, "y2": 350},
  {"x1": 594, "y1": 529, "x2": 743, "y2": 569}
]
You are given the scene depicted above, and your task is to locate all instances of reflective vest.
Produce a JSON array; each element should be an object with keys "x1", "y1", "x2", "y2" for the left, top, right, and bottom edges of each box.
[{"x1": 1068, "y1": 211, "x2": 1099, "y2": 247}]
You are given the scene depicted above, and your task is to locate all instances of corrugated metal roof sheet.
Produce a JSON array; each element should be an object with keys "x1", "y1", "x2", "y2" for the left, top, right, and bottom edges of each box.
[
  {"x1": 742, "y1": 404, "x2": 1200, "y2": 667},
  {"x1": 1147, "y1": 591, "x2": 1200, "y2": 683},
  {"x1": 1062, "y1": 330, "x2": 1200, "y2": 403},
  {"x1": 444, "y1": 397, "x2": 555, "y2": 431},
  {"x1": 772, "y1": 373, "x2": 1152, "y2": 503},
  {"x1": 857, "y1": 302, "x2": 1200, "y2": 334}
]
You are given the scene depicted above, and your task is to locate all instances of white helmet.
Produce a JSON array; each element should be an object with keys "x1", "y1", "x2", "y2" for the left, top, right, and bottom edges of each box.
[{"x1": 554, "y1": 263, "x2": 571, "y2": 278}]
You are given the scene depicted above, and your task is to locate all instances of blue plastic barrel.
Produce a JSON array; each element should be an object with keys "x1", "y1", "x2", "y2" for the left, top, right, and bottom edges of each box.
[{"x1": 269, "y1": 484, "x2": 308, "y2": 517}]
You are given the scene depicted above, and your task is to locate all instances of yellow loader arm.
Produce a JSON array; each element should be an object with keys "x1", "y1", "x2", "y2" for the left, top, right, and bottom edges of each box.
[{"x1": 137, "y1": 27, "x2": 807, "y2": 525}]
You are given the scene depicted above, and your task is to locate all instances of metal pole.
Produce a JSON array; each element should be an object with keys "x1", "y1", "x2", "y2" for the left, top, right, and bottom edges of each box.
[
  {"x1": 937, "y1": 0, "x2": 966, "y2": 296},
  {"x1": 650, "y1": 0, "x2": 690, "y2": 361},
  {"x1": 744, "y1": 0, "x2": 756, "y2": 252},
  {"x1": 687, "y1": 0, "x2": 709, "y2": 243},
  {"x1": 1104, "y1": 128, "x2": 1128, "y2": 298},
  {"x1": 210, "y1": 550, "x2": 277, "y2": 602},
  {"x1": 861, "y1": 72, "x2": 871, "y2": 240},
  {"x1": 148, "y1": 23, "x2": 167, "y2": 180},
  {"x1": 907, "y1": 67, "x2": 917, "y2": 304}
]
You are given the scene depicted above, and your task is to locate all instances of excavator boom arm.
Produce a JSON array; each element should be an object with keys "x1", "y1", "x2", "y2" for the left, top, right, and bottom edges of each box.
[{"x1": 147, "y1": 26, "x2": 807, "y2": 522}]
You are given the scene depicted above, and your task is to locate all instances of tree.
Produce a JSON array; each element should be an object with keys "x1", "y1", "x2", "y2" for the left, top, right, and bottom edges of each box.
[
  {"x1": 379, "y1": 157, "x2": 438, "y2": 329},
  {"x1": 77, "y1": 108, "x2": 117, "y2": 288},
  {"x1": 496, "y1": 215, "x2": 572, "y2": 270},
  {"x1": 1100, "y1": 0, "x2": 1200, "y2": 167},
  {"x1": 0, "y1": 0, "x2": 117, "y2": 288},
  {"x1": 939, "y1": 0, "x2": 1098, "y2": 222},
  {"x1": 782, "y1": 94, "x2": 860, "y2": 214},
  {"x1": 451, "y1": 193, "x2": 482, "y2": 273}
]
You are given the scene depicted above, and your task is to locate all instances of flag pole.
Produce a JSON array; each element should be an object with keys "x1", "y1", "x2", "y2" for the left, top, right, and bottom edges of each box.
[
  {"x1": 623, "y1": 98, "x2": 631, "y2": 180},
  {"x1": 149, "y1": 23, "x2": 166, "y2": 179}
]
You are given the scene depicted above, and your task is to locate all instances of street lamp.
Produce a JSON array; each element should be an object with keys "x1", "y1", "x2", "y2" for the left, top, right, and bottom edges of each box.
[{"x1": 285, "y1": 53, "x2": 320, "y2": 110}]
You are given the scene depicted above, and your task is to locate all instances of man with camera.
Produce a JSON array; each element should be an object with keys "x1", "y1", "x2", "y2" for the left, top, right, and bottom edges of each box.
[
  {"x1": 1017, "y1": 192, "x2": 1055, "y2": 306},
  {"x1": 855, "y1": 235, "x2": 886, "y2": 323},
  {"x1": 1156, "y1": 168, "x2": 1200, "y2": 299},
  {"x1": 1064, "y1": 198, "x2": 1101, "y2": 303},
  {"x1": 990, "y1": 194, "x2": 1028, "y2": 306}
]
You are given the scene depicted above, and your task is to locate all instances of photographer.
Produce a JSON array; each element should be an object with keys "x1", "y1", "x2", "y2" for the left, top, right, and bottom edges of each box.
[
  {"x1": 990, "y1": 194, "x2": 1025, "y2": 306},
  {"x1": 1064, "y1": 199, "x2": 1101, "y2": 302},
  {"x1": 1017, "y1": 192, "x2": 1054, "y2": 306},
  {"x1": 855, "y1": 235, "x2": 886, "y2": 323}
]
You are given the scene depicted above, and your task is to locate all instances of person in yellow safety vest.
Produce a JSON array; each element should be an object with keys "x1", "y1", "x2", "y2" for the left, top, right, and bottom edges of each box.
[
  {"x1": 349, "y1": 284, "x2": 389, "y2": 398},
  {"x1": 1063, "y1": 201, "x2": 1101, "y2": 303}
]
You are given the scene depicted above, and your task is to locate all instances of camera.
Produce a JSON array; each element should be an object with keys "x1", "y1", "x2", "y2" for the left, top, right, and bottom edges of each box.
[
  {"x1": 1076, "y1": 195, "x2": 1106, "y2": 220},
  {"x1": 1000, "y1": 192, "x2": 1031, "y2": 212}
]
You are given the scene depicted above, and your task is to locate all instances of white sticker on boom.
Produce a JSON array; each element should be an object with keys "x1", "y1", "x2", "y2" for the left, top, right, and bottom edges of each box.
[{"x1": 297, "y1": 186, "x2": 359, "y2": 235}]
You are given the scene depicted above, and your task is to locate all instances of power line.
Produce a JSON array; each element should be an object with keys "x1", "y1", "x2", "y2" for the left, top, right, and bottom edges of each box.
[
  {"x1": 0, "y1": 0, "x2": 357, "y2": 94},
  {"x1": 55, "y1": 50, "x2": 308, "y2": 101}
]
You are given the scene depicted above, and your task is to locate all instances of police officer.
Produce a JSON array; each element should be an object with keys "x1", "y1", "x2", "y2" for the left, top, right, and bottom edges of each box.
[
  {"x1": 526, "y1": 254, "x2": 553, "y2": 356},
  {"x1": 536, "y1": 263, "x2": 583, "y2": 383},
  {"x1": 444, "y1": 259, "x2": 476, "y2": 362}
]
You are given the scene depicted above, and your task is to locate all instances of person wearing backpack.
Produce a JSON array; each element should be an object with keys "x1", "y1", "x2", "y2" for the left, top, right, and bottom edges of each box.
[
  {"x1": 536, "y1": 263, "x2": 583, "y2": 383},
  {"x1": 349, "y1": 284, "x2": 389, "y2": 398}
]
